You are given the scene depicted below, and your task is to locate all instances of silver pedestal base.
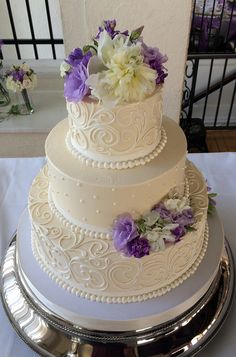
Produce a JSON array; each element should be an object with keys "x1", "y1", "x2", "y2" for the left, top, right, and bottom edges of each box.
[{"x1": 1, "y1": 236, "x2": 235, "y2": 357}]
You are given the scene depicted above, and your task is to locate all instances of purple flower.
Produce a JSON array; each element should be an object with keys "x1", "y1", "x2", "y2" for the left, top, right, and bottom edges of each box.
[
  {"x1": 141, "y1": 41, "x2": 168, "y2": 84},
  {"x1": 127, "y1": 237, "x2": 150, "y2": 258},
  {"x1": 67, "y1": 48, "x2": 83, "y2": 66},
  {"x1": 66, "y1": 48, "x2": 92, "y2": 68},
  {"x1": 11, "y1": 69, "x2": 25, "y2": 82},
  {"x1": 112, "y1": 214, "x2": 139, "y2": 252},
  {"x1": 64, "y1": 63, "x2": 89, "y2": 102},
  {"x1": 95, "y1": 19, "x2": 129, "y2": 39},
  {"x1": 171, "y1": 225, "x2": 186, "y2": 241},
  {"x1": 5, "y1": 68, "x2": 26, "y2": 83},
  {"x1": 171, "y1": 209, "x2": 194, "y2": 227},
  {"x1": 152, "y1": 202, "x2": 172, "y2": 221},
  {"x1": 83, "y1": 51, "x2": 92, "y2": 66}
]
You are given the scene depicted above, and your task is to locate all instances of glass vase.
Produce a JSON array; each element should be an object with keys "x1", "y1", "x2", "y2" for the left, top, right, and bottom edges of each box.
[
  {"x1": 0, "y1": 80, "x2": 10, "y2": 107},
  {"x1": 9, "y1": 89, "x2": 34, "y2": 115}
]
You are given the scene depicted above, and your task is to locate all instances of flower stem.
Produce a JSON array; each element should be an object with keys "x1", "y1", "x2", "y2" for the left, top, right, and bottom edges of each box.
[{"x1": 21, "y1": 88, "x2": 34, "y2": 114}]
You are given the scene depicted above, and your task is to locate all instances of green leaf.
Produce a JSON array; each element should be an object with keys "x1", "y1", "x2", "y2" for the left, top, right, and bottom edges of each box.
[
  {"x1": 208, "y1": 204, "x2": 216, "y2": 214},
  {"x1": 8, "y1": 105, "x2": 20, "y2": 115},
  {"x1": 186, "y1": 226, "x2": 197, "y2": 232},
  {"x1": 135, "y1": 218, "x2": 147, "y2": 234},
  {"x1": 208, "y1": 193, "x2": 217, "y2": 198},
  {"x1": 129, "y1": 25, "x2": 144, "y2": 42},
  {"x1": 157, "y1": 218, "x2": 166, "y2": 228},
  {"x1": 83, "y1": 45, "x2": 97, "y2": 54}
]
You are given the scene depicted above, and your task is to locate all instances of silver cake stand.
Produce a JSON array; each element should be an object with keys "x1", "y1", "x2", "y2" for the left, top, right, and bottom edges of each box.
[{"x1": 1, "y1": 233, "x2": 235, "y2": 357}]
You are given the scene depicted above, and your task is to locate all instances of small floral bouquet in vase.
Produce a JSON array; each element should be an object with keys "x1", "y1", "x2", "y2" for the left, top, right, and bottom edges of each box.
[
  {"x1": 5, "y1": 62, "x2": 37, "y2": 115},
  {"x1": 60, "y1": 19, "x2": 168, "y2": 106}
]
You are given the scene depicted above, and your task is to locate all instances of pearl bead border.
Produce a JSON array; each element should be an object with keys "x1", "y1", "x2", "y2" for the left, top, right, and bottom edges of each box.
[{"x1": 32, "y1": 222, "x2": 209, "y2": 304}]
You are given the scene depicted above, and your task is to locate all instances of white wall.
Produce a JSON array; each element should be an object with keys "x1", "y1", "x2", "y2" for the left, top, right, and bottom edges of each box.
[
  {"x1": 59, "y1": 0, "x2": 193, "y2": 123},
  {"x1": 0, "y1": 0, "x2": 65, "y2": 59}
]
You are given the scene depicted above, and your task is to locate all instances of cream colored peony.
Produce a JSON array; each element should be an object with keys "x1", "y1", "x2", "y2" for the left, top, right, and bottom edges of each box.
[{"x1": 87, "y1": 31, "x2": 157, "y2": 106}]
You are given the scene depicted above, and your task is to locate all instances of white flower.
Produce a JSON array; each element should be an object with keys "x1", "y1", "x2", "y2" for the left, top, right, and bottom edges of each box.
[
  {"x1": 86, "y1": 72, "x2": 118, "y2": 107},
  {"x1": 143, "y1": 211, "x2": 160, "y2": 227},
  {"x1": 163, "y1": 197, "x2": 190, "y2": 213},
  {"x1": 146, "y1": 222, "x2": 178, "y2": 252},
  {"x1": 161, "y1": 224, "x2": 178, "y2": 242},
  {"x1": 60, "y1": 61, "x2": 71, "y2": 78},
  {"x1": 22, "y1": 79, "x2": 32, "y2": 89},
  {"x1": 6, "y1": 76, "x2": 22, "y2": 92},
  {"x1": 146, "y1": 228, "x2": 166, "y2": 251},
  {"x1": 97, "y1": 30, "x2": 116, "y2": 64},
  {"x1": 87, "y1": 55, "x2": 106, "y2": 75},
  {"x1": 87, "y1": 32, "x2": 157, "y2": 106},
  {"x1": 21, "y1": 73, "x2": 37, "y2": 90},
  {"x1": 146, "y1": 227, "x2": 161, "y2": 242},
  {"x1": 20, "y1": 62, "x2": 30, "y2": 72}
]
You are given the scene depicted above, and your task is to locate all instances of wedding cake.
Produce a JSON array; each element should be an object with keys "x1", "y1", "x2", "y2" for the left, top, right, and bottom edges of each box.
[{"x1": 28, "y1": 21, "x2": 209, "y2": 304}]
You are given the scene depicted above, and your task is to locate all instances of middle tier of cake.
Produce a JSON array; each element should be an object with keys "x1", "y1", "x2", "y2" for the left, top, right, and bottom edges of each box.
[{"x1": 45, "y1": 117, "x2": 187, "y2": 234}]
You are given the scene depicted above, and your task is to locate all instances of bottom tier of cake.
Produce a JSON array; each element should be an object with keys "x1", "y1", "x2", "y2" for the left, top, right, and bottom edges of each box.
[
  {"x1": 16, "y1": 208, "x2": 224, "y2": 331},
  {"x1": 27, "y1": 161, "x2": 209, "y2": 304}
]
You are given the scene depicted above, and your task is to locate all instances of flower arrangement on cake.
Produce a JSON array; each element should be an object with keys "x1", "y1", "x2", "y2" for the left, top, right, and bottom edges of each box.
[
  {"x1": 60, "y1": 19, "x2": 168, "y2": 106},
  {"x1": 112, "y1": 182, "x2": 217, "y2": 259},
  {"x1": 112, "y1": 196, "x2": 195, "y2": 258}
]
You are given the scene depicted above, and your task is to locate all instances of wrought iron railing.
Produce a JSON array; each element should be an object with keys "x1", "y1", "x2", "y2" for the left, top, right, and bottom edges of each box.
[
  {"x1": 0, "y1": 0, "x2": 63, "y2": 60},
  {"x1": 181, "y1": 0, "x2": 236, "y2": 151}
]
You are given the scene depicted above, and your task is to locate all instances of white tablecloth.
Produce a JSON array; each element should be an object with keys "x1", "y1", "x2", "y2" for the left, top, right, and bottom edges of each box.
[{"x1": 0, "y1": 153, "x2": 235, "y2": 357}]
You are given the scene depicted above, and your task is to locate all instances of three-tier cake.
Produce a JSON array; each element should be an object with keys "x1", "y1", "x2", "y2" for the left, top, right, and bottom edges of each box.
[{"x1": 27, "y1": 21, "x2": 209, "y2": 304}]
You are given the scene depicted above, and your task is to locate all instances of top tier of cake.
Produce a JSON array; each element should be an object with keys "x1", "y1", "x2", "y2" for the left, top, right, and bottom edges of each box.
[{"x1": 66, "y1": 89, "x2": 166, "y2": 169}]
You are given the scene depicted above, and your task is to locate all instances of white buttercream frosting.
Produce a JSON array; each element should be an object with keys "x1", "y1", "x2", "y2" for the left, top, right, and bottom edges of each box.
[
  {"x1": 66, "y1": 89, "x2": 163, "y2": 164},
  {"x1": 28, "y1": 83, "x2": 209, "y2": 304},
  {"x1": 45, "y1": 118, "x2": 186, "y2": 231},
  {"x1": 65, "y1": 127, "x2": 167, "y2": 169}
]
